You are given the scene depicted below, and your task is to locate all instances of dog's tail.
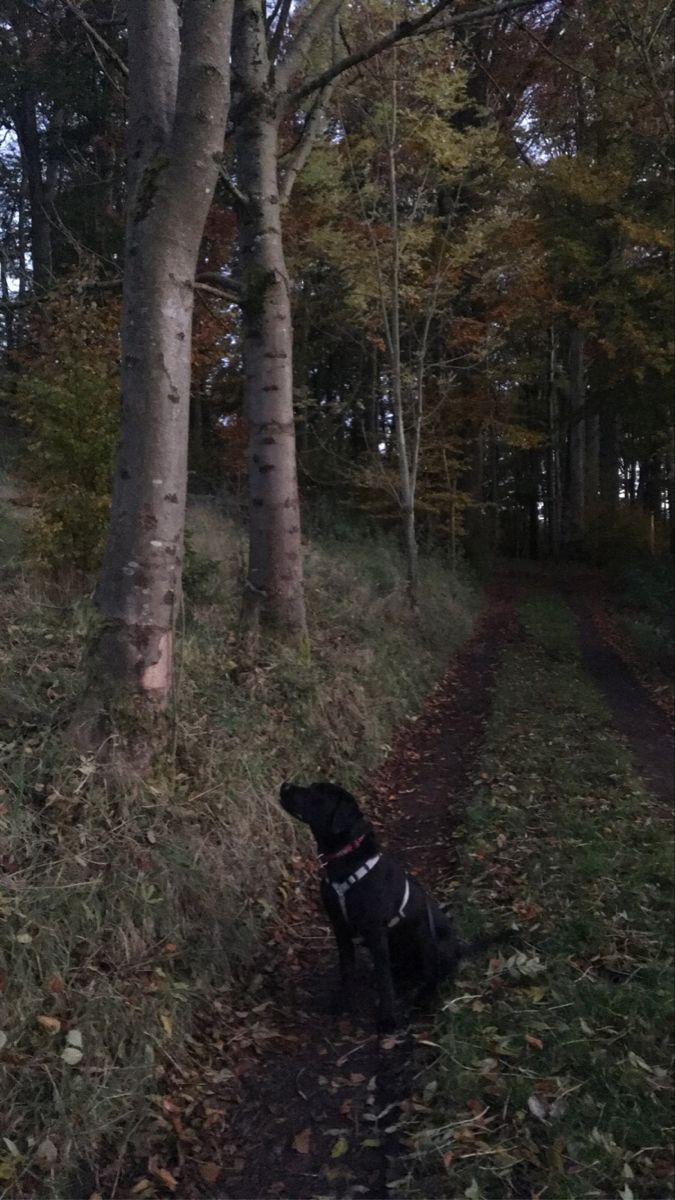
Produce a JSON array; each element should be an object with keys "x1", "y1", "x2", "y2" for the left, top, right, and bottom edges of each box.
[{"x1": 457, "y1": 928, "x2": 518, "y2": 960}]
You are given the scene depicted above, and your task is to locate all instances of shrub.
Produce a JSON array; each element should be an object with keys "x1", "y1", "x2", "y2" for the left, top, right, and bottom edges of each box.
[{"x1": 10, "y1": 297, "x2": 120, "y2": 571}]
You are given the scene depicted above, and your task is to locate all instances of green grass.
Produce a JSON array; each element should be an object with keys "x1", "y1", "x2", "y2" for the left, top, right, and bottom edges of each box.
[
  {"x1": 405, "y1": 594, "x2": 674, "y2": 1200},
  {"x1": 0, "y1": 495, "x2": 478, "y2": 1196},
  {"x1": 615, "y1": 555, "x2": 674, "y2": 678}
]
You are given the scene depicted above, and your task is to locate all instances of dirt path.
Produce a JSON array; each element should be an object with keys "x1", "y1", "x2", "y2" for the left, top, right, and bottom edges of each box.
[
  {"x1": 196, "y1": 587, "x2": 520, "y2": 1200},
  {"x1": 152, "y1": 572, "x2": 671, "y2": 1200},
  {"x1": 562, "y1": 582, "x2": 674, "y2": 808}
]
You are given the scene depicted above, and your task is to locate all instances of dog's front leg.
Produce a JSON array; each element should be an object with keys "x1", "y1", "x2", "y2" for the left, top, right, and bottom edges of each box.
[
  {"x1": 332, "y1": 924, "x2": 356, "y2": 1012},
  {"x1": 365, "y1": 928, "x2": 396, "y2": 1032}
]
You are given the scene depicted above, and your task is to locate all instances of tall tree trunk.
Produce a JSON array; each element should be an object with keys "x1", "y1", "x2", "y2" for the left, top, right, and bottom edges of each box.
[
  {"x1": 387, "y1": 67, "x2": 418, "y2": 605},
  {"x1": 14, "y1": 88, "x2": 53, "y2": 290},
  {"x1": 462, "y1": 426, "x2": 485, "y2": 563},
  {"x1": 74, "y1": 0, "x2": 233, "y2": 746},
  {"x1": 234, "y1": 0, "x2": 307, "y2": 639},
  {"x1": 638, "y1": 454, "x2": 662, "y2": 517},
  {"x1": 585, "y1": 406, "x2": 599, "y2": 513},
  {"x1": 563, "y1": 326, "x2": 585, "y2": 549},
  {"x1": 599, "y1": 398, "x2": 618, "y2": 509},
  {"x1": 547, "y1": 330, "x2": 562, "y2": 556}
]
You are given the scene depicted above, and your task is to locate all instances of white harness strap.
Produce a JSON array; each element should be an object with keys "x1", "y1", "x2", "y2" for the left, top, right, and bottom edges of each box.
[
  {"x1": 330, "y1": 857, "x2": 411, "y2": 931},
  {"x1": 388, "y1": 877, "x2": 410, "y2": 928}
]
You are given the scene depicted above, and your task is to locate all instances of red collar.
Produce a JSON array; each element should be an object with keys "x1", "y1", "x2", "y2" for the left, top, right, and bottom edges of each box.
[{"x1": 319, "y1": 832, "x2": 367, "y2": 865}]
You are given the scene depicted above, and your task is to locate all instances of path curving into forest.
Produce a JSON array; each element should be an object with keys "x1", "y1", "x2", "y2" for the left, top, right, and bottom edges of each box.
[
  {"x1": 162, "y1": 571, "x2": 672, "y2": 1200},
  {"x1": 199, "y1": 584, "x2": 520, "y2": 1200}
]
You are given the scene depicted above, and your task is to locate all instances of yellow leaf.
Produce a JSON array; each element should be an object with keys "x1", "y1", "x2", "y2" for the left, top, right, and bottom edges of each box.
[{"x1": 160, "y1": 1012, "x2": 173, "y2": 1037}]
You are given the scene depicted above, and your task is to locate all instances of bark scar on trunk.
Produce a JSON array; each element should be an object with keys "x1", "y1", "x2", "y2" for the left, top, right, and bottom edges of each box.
[{"x1": 140, "y1": 631, "x2": 172, "y2": 692}]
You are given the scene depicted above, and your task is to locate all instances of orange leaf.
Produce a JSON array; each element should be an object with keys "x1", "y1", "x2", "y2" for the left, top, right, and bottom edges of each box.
[
  {"x1": 48, "y1": 976, "x2": 64, "y2": 993},
  {"x1": 198, "y1": 1163, "x2": 222, "y2": 1185},
  {"x1": 442, "y1": 1150, "x2": 454, "y2": 1170},
  {"x1": 37, "y1": 1015, "x2": 61, "y2": 1034},
  {"x1": 292, "y1": 1128, "x2": 312, "y2": 1155},
  {"x1": 526, "y1": 1034, "x2": 544, "y2": 1050}
]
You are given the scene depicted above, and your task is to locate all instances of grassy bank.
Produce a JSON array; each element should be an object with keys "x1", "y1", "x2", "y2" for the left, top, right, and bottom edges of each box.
[
  {"x1": 0, "y1": 496, "x2": 477, "y2": 1196},
  {"x1": 406, "y1": 594, "x2": 674, "y2": 1200}
]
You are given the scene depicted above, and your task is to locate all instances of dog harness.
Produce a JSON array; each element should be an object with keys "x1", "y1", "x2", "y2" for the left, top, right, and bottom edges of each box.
[{"x1": 328, "y1": 854, "x2": 411, "y2": 931}]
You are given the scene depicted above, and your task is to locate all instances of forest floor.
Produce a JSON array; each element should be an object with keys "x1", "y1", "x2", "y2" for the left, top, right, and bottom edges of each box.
[{"x1": 136, "y1": 570, "x2": 673, "y2": 1200}]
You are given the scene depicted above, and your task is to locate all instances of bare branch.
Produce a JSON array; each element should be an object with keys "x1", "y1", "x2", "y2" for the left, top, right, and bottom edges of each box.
[
  {"x1": 61, "y1": 0, "x2": 128, "y2": 77},
  {"x1": 219, "y1": 167, "x2": 251, "y2": 209},
  {"x1": 195, "y1": 272, "x2": 242, "y2": 302},
  {"x1": 268, "y1": 0, "x2": 294, "y2": 59},
  {"x1": 290, "y1": 0, "x2": 545, "y2": 104},
  {"x1": 0, "y1": 276, "x2": 122, "y2": 311},
  {"x1": 279, "y1": 82, "x2": 336, "y2": 205},
  {"x1": 275, "y1": 0, "x2": 345, "y2": 93}
]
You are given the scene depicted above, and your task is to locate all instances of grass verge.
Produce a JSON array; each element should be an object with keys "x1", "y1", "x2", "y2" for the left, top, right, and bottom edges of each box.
[
  {"x1": 0, "y1": 496, "x2": 477, "y2": 1197},
  {"x1": 405, "y1": 593, "x2": 674, "y2": 1200}
]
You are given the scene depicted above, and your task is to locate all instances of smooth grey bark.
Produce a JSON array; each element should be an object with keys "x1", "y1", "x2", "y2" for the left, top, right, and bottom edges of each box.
[
  {"x1": 233, "y1": 0, "x2": 308, "y2": 637},
  {"x1": 80, "y1": 0, "x2": 234, "y2": 726}
]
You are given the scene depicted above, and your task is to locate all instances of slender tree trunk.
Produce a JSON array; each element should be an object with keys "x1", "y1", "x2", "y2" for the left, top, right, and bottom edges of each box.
[
  {"x1": 564, "y1": 325, "x2": 585, "y2": 549},
  {"x1": 386, "y1": 64, "x2": 418, "y2": 605},
  {"x1": 599, "y1": 398, "x2": 618, "y2": 509},
  {"x1": 585, "y1": 406, "x2": 599, "y2": 514},
  {"x1": 14, "y1": 88, "x2": 53, "y2": 290},
  {"x1": 638, "y1": 454, "x2": 662, "y2": 517},
  {"x1": 234, "y1": 0, "x2": 307, "y2": 639},
  {"x1": 547, "y1": 331, "x2": 562, "y2": 557},
  {"x1": 74, "y1": 0, "x2": 233, "y2": 747},
  {"x1": 462, "y1": 426, "x2": 485, "y2": 562}
]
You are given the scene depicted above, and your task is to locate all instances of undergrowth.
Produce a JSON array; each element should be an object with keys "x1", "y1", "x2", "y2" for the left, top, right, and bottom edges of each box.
[
  {"x1": 0, "y1": 496, "x2": 477, "y2": 1197},
  {"x1": 405, "y1": 594, "x2": 674, "y2": 1200}
]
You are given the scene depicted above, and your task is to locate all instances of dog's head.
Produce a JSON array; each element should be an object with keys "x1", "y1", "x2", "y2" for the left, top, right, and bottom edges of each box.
[{"x1": 279, "y1": 781, "x2": 363, "y2": 848}]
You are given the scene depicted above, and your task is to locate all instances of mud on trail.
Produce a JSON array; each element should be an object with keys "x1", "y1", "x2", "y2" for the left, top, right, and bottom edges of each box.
[{"x1": 194, "y1": 587, "x2": 521, "y2": 1200}]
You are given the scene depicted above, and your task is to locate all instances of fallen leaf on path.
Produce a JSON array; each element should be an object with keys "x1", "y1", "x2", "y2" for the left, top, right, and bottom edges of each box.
[
  {"x1": 198, "y1": 1162, "x2": 222, "y2": 1185},
  {"x1": 527, "y1": 1094, "x2": 549, "y2": 1122},
  {"x1": 526, "y1": 1034, "x2": 544, "y2": 1050},
  {"x1": 152, "y1": 1166, "x2": 178, "y2": 1191},
  {"x1": 331, "y1": 1136, "x2": 349, "y2": 1158},
  {"x1": 292, "y1": 1128, "x2": 312, "y2": 1155},
  {"x1": 35, "y1": 1138, "x2": 58, "y2": 1168},
  {"x1": 61, "y1": 1046, "x2": 83, "y2": 1066},
  {"x1": 37, "y1": 1015, "x2": 61, "y2": 1034}
]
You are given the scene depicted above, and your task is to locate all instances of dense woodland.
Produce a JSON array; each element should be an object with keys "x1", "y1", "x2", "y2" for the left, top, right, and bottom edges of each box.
[
  {"x1": 0, "y1": 0, "x2": 672, "y2": 731},
  {"x1": 0, "y1": 3, "x2": 673, "y2": 1196}
]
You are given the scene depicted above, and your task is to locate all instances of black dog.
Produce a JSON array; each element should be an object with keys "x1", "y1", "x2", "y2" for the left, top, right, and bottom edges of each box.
[{"x1": 280, "y1": 780, "x2": 492, "y2": 1031}]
